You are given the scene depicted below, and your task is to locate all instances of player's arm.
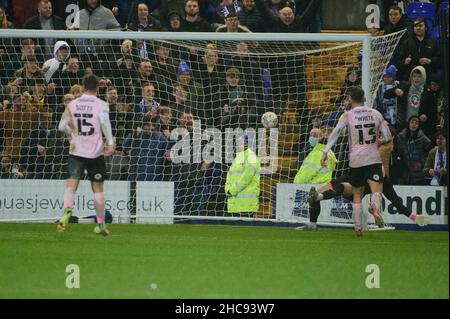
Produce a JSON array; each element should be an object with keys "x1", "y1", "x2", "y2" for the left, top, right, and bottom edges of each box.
[
  {"x1": 321, "y1": 116, "x2": 347, "y2": 167},
  {"x1": 378, "y1": 119, "x2": 392, "y2": 145},
  {"x1": 58, "y1": 107, "x2": 73, "y2": 136},
  {"x1": 99, "y1": 103, "x2": 116, "y2": 156}
]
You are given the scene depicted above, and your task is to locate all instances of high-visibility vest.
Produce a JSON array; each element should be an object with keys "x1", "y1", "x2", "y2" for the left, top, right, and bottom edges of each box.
[
  {"x1": 294, "y1": 143, "x2": 337, "y2": 184},
  {"x1": 225, "y1": 148, "x2": 261, "y2": 213}
]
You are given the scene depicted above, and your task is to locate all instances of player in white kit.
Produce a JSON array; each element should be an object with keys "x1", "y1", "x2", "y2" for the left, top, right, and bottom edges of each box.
[
  {"x1": 321, "y1": 87, "x2": 392, "y2": 237},
  {"x1": 57, "y1": 74, "x2": 116, "y2": 236}
]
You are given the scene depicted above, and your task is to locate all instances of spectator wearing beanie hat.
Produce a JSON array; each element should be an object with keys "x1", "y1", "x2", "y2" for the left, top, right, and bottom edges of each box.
[
  {"x1": 176, "y1": 61, "x2": 203, "y2": 119},
  {"x1": 374, "y1": 65, "x2": 401, "y2": 128},
  {"x1": 167, "y1": 11, "x2": 183, "y2": 31}
]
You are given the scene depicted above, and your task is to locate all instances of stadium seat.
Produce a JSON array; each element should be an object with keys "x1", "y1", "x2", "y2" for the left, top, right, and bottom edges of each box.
[
  {"x1": 406, "y1": 2, "x2": 436, "y2": 20},
  {"x1": 438, "y1": 1, "x2": 449, "y2": 38},
  {"x1": 439, "y1": 1, "x2": 449, "y2": 12},
  {"x1": 406, "y1": 1, "x2": 437, "y2": 37}
]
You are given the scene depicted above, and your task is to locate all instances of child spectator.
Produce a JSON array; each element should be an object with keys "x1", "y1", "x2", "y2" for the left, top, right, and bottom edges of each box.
[
  {"x1": 374, "y1": 65, "x2": 400, "y2": 128},
  {"x1": 384, "y1": 66, "x2": 431, "y2": 132}
]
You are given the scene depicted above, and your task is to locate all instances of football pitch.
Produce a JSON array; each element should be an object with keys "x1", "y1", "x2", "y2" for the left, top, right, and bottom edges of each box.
[{"x1": 0, "y1": 223, "x2": 448, "y2": 299}]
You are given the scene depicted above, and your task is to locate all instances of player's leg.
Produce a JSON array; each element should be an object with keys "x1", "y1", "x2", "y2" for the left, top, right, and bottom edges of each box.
[
  {"x1": 366, "y1": 164, "x2": 385, "y2": 228},
  {"x1": 299, "y1": 180, "x2": 353, "y2": 230},
  {"x1": 308, "y1": 178, "x2": 353, "y2": 204},
  {"x1": 383, "y1": 177, "x2": 430, "y2": 226},
  {"x1": 296, "y1": 200, "x2": 320, "y2": 230},
  {"x1": 349, "y1": 167, "x2": 366, "y2": 237},
  {"x1": 58, "y1": 156, "x2": 83, "y2": 232},
  {"x1": 352, "y1": 186, "x2": 365, "y2": 237},
  {"x1": 88, "y1": 156, "x2": 109, "y2": 236}
]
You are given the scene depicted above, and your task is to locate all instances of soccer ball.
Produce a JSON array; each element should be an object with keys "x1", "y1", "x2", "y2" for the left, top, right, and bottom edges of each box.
[{"x1": 261, "y1": 112, "x2": 278, "y2": 128}]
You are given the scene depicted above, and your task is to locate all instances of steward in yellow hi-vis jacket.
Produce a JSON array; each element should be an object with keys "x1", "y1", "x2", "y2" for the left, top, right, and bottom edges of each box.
[
  {"x1": 225, "y1": 134, "x2": 261, "y2": 214},
  {"x1": 294, "y1": 128, "x2": 337, "y2": 184}
]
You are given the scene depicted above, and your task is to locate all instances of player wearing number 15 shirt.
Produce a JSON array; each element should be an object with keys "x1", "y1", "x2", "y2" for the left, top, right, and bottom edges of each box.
[
  {"x1": 320, "y1": 87, "x2": 392, "y2": 237},
  {"x1": 56, "y1": 74, "x2": 116, "y2": 236}
]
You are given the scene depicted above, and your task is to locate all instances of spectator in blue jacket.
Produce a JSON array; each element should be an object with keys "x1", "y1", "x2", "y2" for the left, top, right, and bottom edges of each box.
[{"x1": 122, "y1": 116, "x2": 169, "y2": 181}]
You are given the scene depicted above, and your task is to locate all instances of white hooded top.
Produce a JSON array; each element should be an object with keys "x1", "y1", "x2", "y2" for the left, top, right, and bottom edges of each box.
[{"x1": 43, "y1": 41, "x2": 71, "y2": 83}]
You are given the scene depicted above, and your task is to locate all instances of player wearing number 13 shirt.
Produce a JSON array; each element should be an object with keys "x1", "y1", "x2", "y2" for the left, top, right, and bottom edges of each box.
[
  {"x1": 56, "y1": 74, "x2": 116, "y2": 236},
  {"x1": 320, "y1": 87, "x2": 392, "y2": 237}
]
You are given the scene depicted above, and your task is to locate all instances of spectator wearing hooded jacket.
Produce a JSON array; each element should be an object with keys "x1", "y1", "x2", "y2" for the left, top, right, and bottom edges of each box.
[
  {"x1": 160, "y1": 0, "x2": 186, "y2": 28},
  {"x1": 397, "y1": 115, "x2": 432, "y2": 185},
  {"x1": 384, "y1": 65, "x2": 432, "y2": 133},
  {"x1": 42, "y1": 41, "x2": 70, "y2": 83},
  {"x1": 167, "y1": 10, "x2": 184, "y2": 31},
  {"x1": 373, "y1": 65, "x2": 401, "y2": 129}
]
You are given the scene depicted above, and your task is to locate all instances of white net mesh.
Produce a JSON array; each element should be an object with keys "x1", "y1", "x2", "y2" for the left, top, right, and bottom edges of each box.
[{"x1": 0, "y1": 30, "x2": 406, "y2": 223}]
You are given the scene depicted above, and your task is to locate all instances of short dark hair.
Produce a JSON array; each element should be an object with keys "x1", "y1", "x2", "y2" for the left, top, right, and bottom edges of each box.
[
  {"x1": 389, "y1": 5, "x2": 402, "y2": 14},
  {"x1": 82, "y1": 74, "x2": 99, "y2": 90},
  {"x1": 21, "y1": 38, "x2": 35, "y2": 47},
  {"x1": 349, "y1": 87, "x2": 365, "y2": 103},
  {"x1": 435, "y1": 130, "x2": 447, "y2": 140},
  {"x1": 225, "y1": 12, "x2": 238, "y2": 20},
  {"x1": 414, "y1": 17, "x2": 428, "y2": 30}
]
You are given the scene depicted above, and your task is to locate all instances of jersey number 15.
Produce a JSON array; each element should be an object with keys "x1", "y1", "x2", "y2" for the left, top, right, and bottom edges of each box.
[{"x1": 74, "y1": 113, "x2": 94, "y2": 136}]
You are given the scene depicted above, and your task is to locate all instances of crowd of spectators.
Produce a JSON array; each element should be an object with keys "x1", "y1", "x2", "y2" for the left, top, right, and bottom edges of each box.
[{"x1": 0, "y1": 0, "x2": 448, "y2": 194}]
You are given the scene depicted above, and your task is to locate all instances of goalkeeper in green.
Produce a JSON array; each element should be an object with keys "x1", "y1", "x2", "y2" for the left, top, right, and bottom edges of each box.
[
  {"x1": 294, "y1": 128, "x2": 337, "y2": 184},
  {"x1": 225, "y1": 134, "x2": 261, "y2": 216}
]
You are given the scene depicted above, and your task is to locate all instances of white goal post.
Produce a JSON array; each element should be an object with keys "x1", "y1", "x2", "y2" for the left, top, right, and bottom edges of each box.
[{"x1": 0, "y1": 29, "x2": 406, "y2": 229}]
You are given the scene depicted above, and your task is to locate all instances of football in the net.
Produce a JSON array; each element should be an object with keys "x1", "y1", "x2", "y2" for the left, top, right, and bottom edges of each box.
[{"x1": 261, "y1": 112, "x2": 278, "y2": 128}]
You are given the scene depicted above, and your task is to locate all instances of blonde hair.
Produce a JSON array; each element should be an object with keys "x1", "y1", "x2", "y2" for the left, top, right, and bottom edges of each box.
[
  {"x1": 63, "y1": 93, "x2": 75, "y2": 105},
  {"x1": 158, "y1": 106, "x2": 172, "y2": 116},
  {"x1": 69, "y1": 84, "x2": 83, "y2": 98}
]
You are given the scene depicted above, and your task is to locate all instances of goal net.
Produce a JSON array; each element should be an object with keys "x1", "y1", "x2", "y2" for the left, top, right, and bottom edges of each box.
[{"x1": 0, "y1": 30, "x2": 405, "y2": 228}]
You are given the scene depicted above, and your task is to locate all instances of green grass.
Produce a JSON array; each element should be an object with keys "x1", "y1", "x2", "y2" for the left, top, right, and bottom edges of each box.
[{"x1": 0, "y1": 223, "x2": 448, "y2": 299}]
